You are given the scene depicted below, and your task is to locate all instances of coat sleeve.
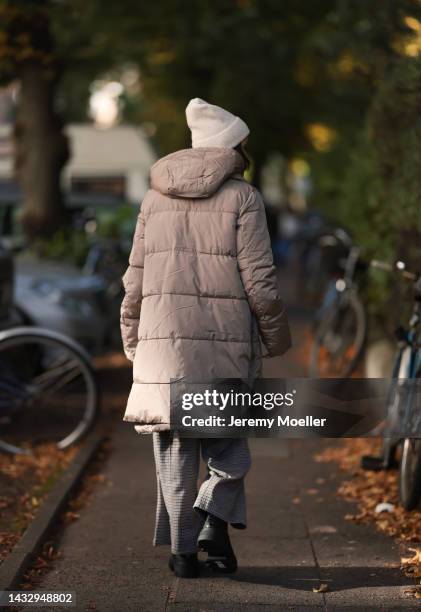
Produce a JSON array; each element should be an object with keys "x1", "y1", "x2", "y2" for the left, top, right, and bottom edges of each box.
[
  {"x1": 120, "y1": 209, "x2": 145, "y2": 361},
  {"x1": 236, "y1": 189, "x2": 291, "y2": 357}
]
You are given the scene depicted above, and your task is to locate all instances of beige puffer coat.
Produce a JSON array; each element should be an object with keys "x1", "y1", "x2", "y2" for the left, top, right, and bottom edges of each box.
[{"x1": 121, "y1": 147, "x2": 291, "y2": 432}]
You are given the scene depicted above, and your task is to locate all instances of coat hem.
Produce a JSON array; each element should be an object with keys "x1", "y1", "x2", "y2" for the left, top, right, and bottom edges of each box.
[{"x1": 132, "y1": 422, "x2": 170, "y2": 434}]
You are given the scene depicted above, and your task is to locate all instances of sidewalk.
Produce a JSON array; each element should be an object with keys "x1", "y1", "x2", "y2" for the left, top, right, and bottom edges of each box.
[{"x1": 35, "y1": 313, "x2": 416, "y2": 611}]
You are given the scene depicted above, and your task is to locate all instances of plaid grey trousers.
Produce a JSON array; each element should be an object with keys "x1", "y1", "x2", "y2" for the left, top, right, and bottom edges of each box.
[{"x1": 152, "y1": 432, "x2": 251, "y2": 554}]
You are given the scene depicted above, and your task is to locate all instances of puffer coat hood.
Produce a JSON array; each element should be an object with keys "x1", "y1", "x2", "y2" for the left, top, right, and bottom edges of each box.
[
  {"x1": 121, "y1": 147, "x2": 291, "y2": 433},
  {"x1": 150, "y1": 148, "x2": 245, "y2": 199}
]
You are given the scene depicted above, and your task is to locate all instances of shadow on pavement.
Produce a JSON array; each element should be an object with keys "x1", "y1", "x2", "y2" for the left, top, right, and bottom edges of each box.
[{"x1": 224, "y1": 566, "x2": 409, "y2": 591}]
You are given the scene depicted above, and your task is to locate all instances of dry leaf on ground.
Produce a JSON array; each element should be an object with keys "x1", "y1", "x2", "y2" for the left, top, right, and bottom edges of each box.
[{"x1": 315, "y1": 439, "x2": 421, "y2": 593}]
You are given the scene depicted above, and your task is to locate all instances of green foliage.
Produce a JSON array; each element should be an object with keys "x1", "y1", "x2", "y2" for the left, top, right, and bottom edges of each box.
[
  {"x1": 31, "y1": 204, "x2": 138, "y2": 266},
  {"x1": 313, "y1": 57, "x2": 421, "y2": 332},
  {"x1": 333, "y1": 58, "x2": 421, "y2": 267},
  {"x1": 0, "y1": 0, "x2": 55, "y2": 84},
  {"x1": 90, "y1": 205, "x2": 138, "y2": 241},
  {"x1": 370, "y1": 58, "x2": 421, "y2": 256},
  {"x1": 335, "y1": 131, "x2": 386, "y2": 256},
  {"x1": 118, "y1": 0, "x2": 421, "y2": 170},
  {"x1": 2, "y1": 0, "x2": 421, "y2": 280},
  {"x1": 32, "y1": 228, "x2": 90, "y2": 267},
  {"x1": 3, "y1": 0, "x2": 421, "y2": 173}
]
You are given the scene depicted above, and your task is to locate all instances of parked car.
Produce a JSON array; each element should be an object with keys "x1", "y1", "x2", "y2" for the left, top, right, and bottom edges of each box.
[
  {"x1": 0, "y1": 200, "x2": 136, "y2": 352},
  {"x1": 14, "y1": 254, "x2": 110, "y2": 354}
]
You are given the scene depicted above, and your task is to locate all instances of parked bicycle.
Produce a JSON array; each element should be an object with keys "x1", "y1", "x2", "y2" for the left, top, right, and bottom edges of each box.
[
  {"x1": 361, "y1": 260, "x2": 421, "y2": 510},
  {"x1": 309, "y1": 230, "x2": 368, "y2": 378},
  {"x1": 0, "y1": 326, "x2": 99, "y2": 455}
]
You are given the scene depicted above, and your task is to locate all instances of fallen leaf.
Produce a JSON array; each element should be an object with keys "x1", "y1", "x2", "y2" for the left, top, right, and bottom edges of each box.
[
  {"x1": 313, "y1": 583, "x2": 329, "y2": 593},
  {"x1": 404, "y1": 586, "x2": 421, "y2": 598},
  {"x1": 310, "y1": 525, "x2": 337, "y2": 534},
  {"x1": 315, "y1": 439, "x2": 421, "y2": 586},
  {"x1": 402, "y1": 548, "x2": 421, "y2": 566}
]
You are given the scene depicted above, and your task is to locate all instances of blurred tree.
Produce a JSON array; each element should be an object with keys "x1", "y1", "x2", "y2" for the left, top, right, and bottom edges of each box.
[
  {"x1": 109, "y1": 0, "x2": 421, "y2": 187},
  {"x1": 0, "y1": 0, "x2": 69, "y2": 236},
  {"x1": 2, "y1": 0, "x2": 421, "y2": 238},
  {"x1": 299, "y1": 0, "x2": 421, "y2": 204},
  {"x1": 338, "y1": 56, "x2": 421, "y2": 266},
  {"x1": 371, "y1": 57, "x2": 421, "y2": 253},
  {"x1": 0, "y1": 0, "x2": 119, "y2": 237},
  {"x1": 111, "y1": 0, "x2": 343, "y2": 182}
]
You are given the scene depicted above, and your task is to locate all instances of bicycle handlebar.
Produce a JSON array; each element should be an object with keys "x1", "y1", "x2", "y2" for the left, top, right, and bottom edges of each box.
[{"x1": 370, "y1": 259, "x2": 418, "y2": 281}]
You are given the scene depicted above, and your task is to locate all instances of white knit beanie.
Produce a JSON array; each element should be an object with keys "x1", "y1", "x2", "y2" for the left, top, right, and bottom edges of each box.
[{"x1": 186, "y1": 98, "x2": 249, "y2": 149}]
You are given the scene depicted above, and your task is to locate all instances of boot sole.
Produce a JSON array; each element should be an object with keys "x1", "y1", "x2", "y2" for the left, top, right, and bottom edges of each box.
[
  {"x1": 174, "y1": 568, "x2": 200, "y2": 578},
  {"x1": 168, "y1": 556, "x2": 200, "y2": 578},
  {"x1": 198, "y1": 540, "x2": 237, "y2": 574},
  {"x1": 205, "y1": 556, "x2": 237, "y2": 574}
]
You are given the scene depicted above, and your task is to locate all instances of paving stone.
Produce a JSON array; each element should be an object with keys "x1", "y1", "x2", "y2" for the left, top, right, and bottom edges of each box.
[{"x1": 30, "y1": 314, "x2": 418, "y2": 610}]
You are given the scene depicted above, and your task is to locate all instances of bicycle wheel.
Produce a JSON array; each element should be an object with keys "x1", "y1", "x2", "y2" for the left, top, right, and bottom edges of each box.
[
  {"x1": 0, "y1": 327, "x2": 99, "y2": 454},
  {"x1": 379, "y1": 351, "x2": 411, "y2": 466},
  {"x1": 361, "y1": 379, "x2": 402, "y2": 471},
  {"x1": 399, "y1": 438, "x2": 421, "y2": 510},
  {"x1": 310, "y1": 291, "x2": 367, "y2": 378}
]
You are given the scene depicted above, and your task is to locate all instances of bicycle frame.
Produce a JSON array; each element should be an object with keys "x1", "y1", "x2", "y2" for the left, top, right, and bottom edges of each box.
[
  {"x1": 315, "y1": 245, "x2": 361, "y2": 323},
  {"x1": 401, "y1": 311, "x2": 421, "y2": 437},
  {"x1": 385, "y1": 292, "x2": 421, "y2": 439}
]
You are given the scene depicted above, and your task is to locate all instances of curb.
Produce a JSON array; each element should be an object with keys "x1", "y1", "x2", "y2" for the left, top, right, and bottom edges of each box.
[{"x1": 0, "y1": 431, "x2": 104, "y2": 591}]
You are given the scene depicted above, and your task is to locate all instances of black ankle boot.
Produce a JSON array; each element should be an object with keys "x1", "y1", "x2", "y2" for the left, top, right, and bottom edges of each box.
[
  {"x1": 168, "y1": 553, "x2": 200, "y2": 578},
  {"x1": 197, "y1": 514, "x2": 237, "y2": 573}
]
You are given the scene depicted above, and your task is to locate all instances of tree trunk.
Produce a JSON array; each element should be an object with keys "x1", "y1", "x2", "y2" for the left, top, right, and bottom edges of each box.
[{"x1": 14, "y1": 60, "x2": 69, "y2": 239}]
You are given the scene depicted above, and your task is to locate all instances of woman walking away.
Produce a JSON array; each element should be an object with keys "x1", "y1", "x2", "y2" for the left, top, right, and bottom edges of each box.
[{"x1": 121, "y1": 98, "x2": 291, "y2": 578}]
